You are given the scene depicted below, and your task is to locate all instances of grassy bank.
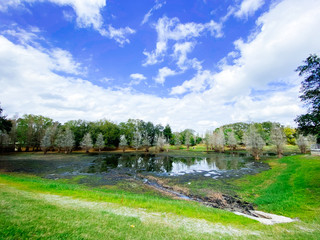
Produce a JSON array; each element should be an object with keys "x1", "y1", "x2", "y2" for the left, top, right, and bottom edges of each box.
[{"x1": 0, "y1": 154, "x2": 319, "y2": 239}]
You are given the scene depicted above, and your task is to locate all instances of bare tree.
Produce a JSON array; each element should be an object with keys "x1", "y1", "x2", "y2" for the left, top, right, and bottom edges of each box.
[
  {"x1": 41, "y1": 127, "x2": 52, "y2": 154},
  {"x1": 297, "y1": 134, "x2": 316, "y2": 154},
  {"x1": 209, "y1": 133, "x2": 215, "y2": 150},
  {"x1": 227, "y1": 130, "x2": 237, "y2": 151},
  {"x1": 54, "y1": 129, "x2": 64, "y2": 153},
  {"x1": 132, "y1": 129, "x2": 141, "y2": 151},
  {"x1": 95, "y1": 133, "x2": 105, "y2": 152},
  {"x1": 63, "y1": 128, "x2": 75, "y2": 154},
  {"x1": 185, "y1": 131, "x2": 191, "y2": 150},
  {"x1": 270, "y1": 123, "x2": 286, "y2": 158},
  {"x1": 244, "y1": 124, "x2": 265, "y2": 160},
  {"x1": 204, "y1": 131, "x2": 210, "y2": 152},
  {"x1": 174, "y1": 132, "x2": 181, "y2": 149},
  {"x1": 119, "y1": 135, "x2": 127, "y2": 152},
  {"x1": 164, "y1": 142, "x2": 170, "y2": 152},
  {"x1": 142, "y1": 134, "x2": 151, "y2": 152},
  {"x1": 215, "y1": 128, "x2": 225, "y2": 152},
  {"x1": 80, "y1": 133, "x2": 93, "y2": 153},
  {"x1": 156, "y1": 133, "x2": 166, "y2": 152},
  {"x1": 0, "y1": 130, "x2": 11, "y2": 152}
]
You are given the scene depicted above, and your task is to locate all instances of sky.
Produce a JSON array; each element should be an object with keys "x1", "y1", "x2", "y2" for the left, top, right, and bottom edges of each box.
[{"x1": 0, "y1": 0, "x2": 320, "y2": 133}]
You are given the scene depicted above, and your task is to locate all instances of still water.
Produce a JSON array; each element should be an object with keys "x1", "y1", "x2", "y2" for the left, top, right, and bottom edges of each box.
[{"x1": 0, "y1": 153, "x2": 268, "y2": 178}]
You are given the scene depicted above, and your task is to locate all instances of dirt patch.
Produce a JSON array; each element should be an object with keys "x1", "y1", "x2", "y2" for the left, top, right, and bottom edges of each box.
[{"x1": 141, "y1": 175, "x2": 255, "y2": 215}]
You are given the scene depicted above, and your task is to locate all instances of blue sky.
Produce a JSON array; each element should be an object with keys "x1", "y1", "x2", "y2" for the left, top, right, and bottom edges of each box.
[{"x1": 0, "y1": 0, "x2": 320, "y2": 133}]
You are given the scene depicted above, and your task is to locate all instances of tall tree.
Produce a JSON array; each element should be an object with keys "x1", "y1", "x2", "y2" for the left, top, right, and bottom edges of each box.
[
  {"x1": 163, "y1": 124, "x2": 173, "y2": 143},
  {"x1": 80, "y1": 132, "x2": 93, "y2": 153},
  {"x1": 215, "y1": 128, "x2": 225, "y2": 152},
  {"x1": 141, "y1": 133, "x2": 151, "y2": 152},
  {"x1": 173, "y1": 132, "x2": 181, "y2": 149},
  {"x1": 41, "y1": 127, "x2": 53, "y2": 154},
  {"x1": 184, "y1": 131, "x2": 191, "y2": 150},
  {"x1": 95, "y1": 133, "x2": 105, "y2": 152},
  {"x1": 296, "y1": 134, "x2": 316, "y2": 154},
  {"x1": 227, "y1": 130, "x2": 237, "y2": 151},
  {"x1": 270, "y1": 123, "x2": 286, "y2": 158},
  {"x1": 295, "y1": 54, "x2": 320, "y2": 142},
  {"x1": 155, "y1": 133, "x2": 166, "y2": 152},
  {"x1": 119, "y1": 135, "x2": 128, "y2": 152},
  {"x1": 132, "y1": 129, "x2": 141, "y2": 150},
  {"x1": 0, "y1": 104, "x2": 12, "y2": 133},
  {"x1": 244, "y1": 124, "x2": 265, "y2": 160},
  {"x1": 204, "y1": 131, "x2": 210, "y2": 152},
  {"x1": 63, "y1": 128, "x2": 75, "y2": 154}
]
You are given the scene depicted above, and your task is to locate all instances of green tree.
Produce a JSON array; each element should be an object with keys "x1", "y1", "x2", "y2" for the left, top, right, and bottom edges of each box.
[
  {"x1": 80, "y1": 132, "x2": 93, "y2": 153},
  {"x1": 163, "y1": 124, "x2": 173, "y2": 143},
  {"x1": 295, "y1": 54, "x2": 320, "y2": 142},
  {"x1": 95, "y1": 133, "x2": 105, "y2": 152},
  {"x1": 0, "y1": 104, "x2": 12, "y2": 133},
  {"x1": 244, "y1": 124, "x2": 265, "y2": 160},
  {"x1": 284, "y1": 126, "x2": 296, "y2": 145}
]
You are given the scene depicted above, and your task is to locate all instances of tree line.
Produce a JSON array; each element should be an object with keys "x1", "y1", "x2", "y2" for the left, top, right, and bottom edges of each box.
[
  {"x1": 0, "y1": 54, "x2": 319, "y2": 158},
  {"x1": 0, "y1": 108, "x2": 316, "y2": 159}
]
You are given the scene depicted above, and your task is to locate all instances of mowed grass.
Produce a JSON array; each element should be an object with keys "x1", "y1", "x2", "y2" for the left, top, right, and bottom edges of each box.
[
  {"x1": 0, "y1": 153, "x2": 319, "y2": 239},
  {"x1": 234, "y1": 155, "x2": 320, "y2": 221}
]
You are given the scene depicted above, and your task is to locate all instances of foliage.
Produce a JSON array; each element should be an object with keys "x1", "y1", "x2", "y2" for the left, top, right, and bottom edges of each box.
[
  {"x1": 132, "y1": 129, "x2": 142, "y2": 150},
  {"x1": 283, "y1": 126, "x2": 296, "y2": 145},
  {"x1": 40, "y1": 127, "x2": 53, "y2": 154},
  {"x1": 62, "y1": 128, "x2": 75, "y2": 153},
  {"x1": 244, "y1": 124, "x2": 265, "y2": 160},
  {"x1": 226, "y1": 130, "x2": 237, "y2": 151},
  {"x1": 0, "y1": 104, "x2": 12, "y2": 133},
  {"x1": 214, "y1": 128, "x2": 225, "y2": 152},
  {"x1": 119, "y1": 135, "x2": 127, "y2": 152},
  {"x1": 155, "y1": 133, "x2": 166, "y2": 151},
  {"x1": 270, "y1": 123, "x2": 286, "y2": 157},
  {"x1": 296, "y1": 134, "x2": 316, "y2": 153},
  {"x1": 95, "y1": 133, "x2": 105, "y2": 152},
  {"x1": 295, "y1": 54, "x2": 320, "y2": 142},
  {"x1": 163, "y1": 124, "x2": 173, "y2": 144},
  {"x1": 80, "y1": 133, "x2": 93, "y2": 153}
]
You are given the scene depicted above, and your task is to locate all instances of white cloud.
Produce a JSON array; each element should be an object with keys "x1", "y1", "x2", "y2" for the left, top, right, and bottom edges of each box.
[
  {"x1": 172, "y1": 41, "x2": 200, "y2": 71},
  {"x1": 50, "y1": 48, "x2": 84, "y2": 75},
  {"x1": 1, "y1": 26, "x2": 42, "y2": 45},
  {"x1": 1, "y1": 0, "x2": 320, "y2": 134},
  {"x1": 130, "y1": 73, "x2": 147, "y2": 80},
  {"x1": 100, "y1": 25, "x2": 136, "y2": 46},
  {"x1": 234, "y1": 0, "x2": 265, "y2": 19},
  {"x1": 129, "y1": 73, "x2": 147, "y2": 85},
  {"x1": 143, "y1": 16, "x2": 222, "y2": 66},
  {"x1": 141, "y1": 0, "x2": 166, "y2": 25},
  {"x1": 153, "y1": 67, "x2": 177, "y2": 84},
  {"x1": 170, "y1": 70, "x2": 213, "y2": 95},
  {"x1": 100, "y1": 77, "x2": 113, "y2": 83},
  {"x1": 0, "y1": 0, "x2": 135, "y2": 46}
]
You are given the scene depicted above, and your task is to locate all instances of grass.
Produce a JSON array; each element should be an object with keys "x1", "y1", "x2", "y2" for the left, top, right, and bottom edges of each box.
[{"x1": 0, "y1": 152, "x2": 319, "y2": 239}]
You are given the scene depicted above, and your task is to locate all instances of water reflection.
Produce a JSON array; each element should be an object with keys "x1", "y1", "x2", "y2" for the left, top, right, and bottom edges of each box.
[{"x1": 90, "y1": 153, "x2": 250, "y2": 175}]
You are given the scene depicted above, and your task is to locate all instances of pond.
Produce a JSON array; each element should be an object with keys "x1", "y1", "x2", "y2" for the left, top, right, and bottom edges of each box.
[{"x1": 0, "y1": 152, "x2": 269, "y2": 180}]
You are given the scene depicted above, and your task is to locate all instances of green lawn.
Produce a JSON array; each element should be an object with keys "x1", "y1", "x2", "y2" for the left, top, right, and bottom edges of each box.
[{"x1": 0, "y1": 154, "x2": 319, "y2": 239}]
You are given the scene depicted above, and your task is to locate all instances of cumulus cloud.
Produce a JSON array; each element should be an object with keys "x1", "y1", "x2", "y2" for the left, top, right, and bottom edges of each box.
[
  {"x1": 141, "y1": 0, "x2": 166, "y2": 25},
  {"x1": 153, "y1": 67, "x2": 177, "y2": 84},
  {"x1": 172, "y1": 41, "x2": 202, "y2": 71},
  {"x1": 1, "y1": 26, "x2": 42, "y2": 45},
  {"x1": 143, "y1": 16, "x2": 222, "y2": 66},
  {"x1": 0, "y1": 0, "x2": 135, "y2": 46},
  {"x1": 129, "y1": 73, "x2": 147, "y2": 85},
  {"x1": 234, "y1": 0, "x2": 265, "y2": 19},
  {"x1": 170, "y1": 70, "x2": 213, "y2": 95},
  {"x1": 1, "y1": 0, "x2": 320, "y2": 134}
]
